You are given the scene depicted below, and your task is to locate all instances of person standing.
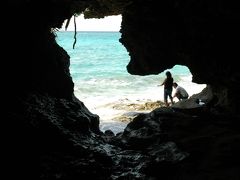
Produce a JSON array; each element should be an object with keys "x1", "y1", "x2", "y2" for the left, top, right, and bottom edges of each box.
[
  {"x1": 160, "y1": 71, "x2": 174, "y2": 106},
  {"x1": 172, "y1": 82, "x2": 189, "y2": 101}
]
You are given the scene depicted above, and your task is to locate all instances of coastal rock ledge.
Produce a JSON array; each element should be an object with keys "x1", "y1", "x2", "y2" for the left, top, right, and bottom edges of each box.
[{"x1": 3, "y1": 1, "x2": 240, "y2": 179}]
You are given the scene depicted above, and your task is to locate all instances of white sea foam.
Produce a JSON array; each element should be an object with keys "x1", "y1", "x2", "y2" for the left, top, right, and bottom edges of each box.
[{"x1": 74, "y1": 80, "x2": 206, "y2": 134}]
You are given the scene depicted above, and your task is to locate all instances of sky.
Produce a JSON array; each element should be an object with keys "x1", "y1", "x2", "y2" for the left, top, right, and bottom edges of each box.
[{"x1": 59, "y1": 14, "x2": 122, "y2": 32}]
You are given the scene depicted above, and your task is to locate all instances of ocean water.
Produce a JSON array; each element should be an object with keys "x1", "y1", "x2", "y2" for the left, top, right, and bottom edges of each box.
[{"x1": 56, "y1": 31, "x2": 206, "y2": 134}]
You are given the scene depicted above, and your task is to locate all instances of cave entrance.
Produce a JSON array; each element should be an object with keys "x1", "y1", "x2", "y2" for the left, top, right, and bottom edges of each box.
[{"x1": 56, "y1": 15, "x2": 206, "y2": 134}]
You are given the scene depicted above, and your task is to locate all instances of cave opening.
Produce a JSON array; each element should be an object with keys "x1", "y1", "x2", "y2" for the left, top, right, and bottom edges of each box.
[{"x1": 55, "y1": 15, "x2": 206, "y2": 134}]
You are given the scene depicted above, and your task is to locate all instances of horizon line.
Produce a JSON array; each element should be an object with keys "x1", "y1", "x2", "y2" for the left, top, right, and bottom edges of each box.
[{"x1": 57, "y1": 30, "x2": 120, "y2": 33}]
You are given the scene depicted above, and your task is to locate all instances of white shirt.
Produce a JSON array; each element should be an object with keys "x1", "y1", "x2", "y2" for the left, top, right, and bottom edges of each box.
[{"x1": 176, "y1": 86, "x2": 189, "y2": 97}]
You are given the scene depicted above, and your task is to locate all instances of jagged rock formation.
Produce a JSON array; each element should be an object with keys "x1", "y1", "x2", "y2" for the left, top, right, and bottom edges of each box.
[
  {"x1": 3, "y1": 1, "x2": 240, "y2": 179},
  {"x1": 119, "y1": 0, "x2": 240, "y2": 114}
]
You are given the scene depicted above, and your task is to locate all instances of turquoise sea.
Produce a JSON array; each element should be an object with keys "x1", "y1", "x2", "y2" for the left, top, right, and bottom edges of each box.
[{"x1": 56, "y1": 31, "x2": 206, "y2": 133}]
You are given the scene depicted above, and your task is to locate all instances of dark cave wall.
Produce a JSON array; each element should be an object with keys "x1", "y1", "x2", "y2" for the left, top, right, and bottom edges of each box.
[
  {"x1": 120, "y1": 0, "x2": 240, "y2": 81},
  {"x1": 119, "y1": 0, "x2": 240, "y2": 114},
  {"x1": 4, "y1": 1, "x2": 76, "y2": 99},
  {"x1": 3, "y1": 1, "x2": 240, "y2": 179},
  {"x1": 3, "y1": 2, "x2": 101, "y2": 178}
]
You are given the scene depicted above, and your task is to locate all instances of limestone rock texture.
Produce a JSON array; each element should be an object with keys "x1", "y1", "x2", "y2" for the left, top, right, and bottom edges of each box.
[{"x1": 3, "y1": 1, "x2": 240, "y2": 179}]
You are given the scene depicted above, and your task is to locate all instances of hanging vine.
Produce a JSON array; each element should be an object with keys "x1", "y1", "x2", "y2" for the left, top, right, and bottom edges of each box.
[
  {"x1": 64, "y1": 15, "x2": 77, "y2": 49},
  {"x1": 73, "y1": 15, "x2": 77, "y2": 49}
]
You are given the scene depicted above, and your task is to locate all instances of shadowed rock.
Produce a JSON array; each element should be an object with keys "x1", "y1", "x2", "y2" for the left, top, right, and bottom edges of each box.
[{"x1": 3, "y1": 1, "x2": 240, "y2": 180}]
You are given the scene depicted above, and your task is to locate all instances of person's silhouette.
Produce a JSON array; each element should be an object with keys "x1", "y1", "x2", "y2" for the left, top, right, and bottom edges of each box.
[
  {"x1": 173, "y1": 82, "x2": 189, "y2": 101},
  {"x1": 160, "y1": 71, "x2": 174, "y2": 106}
]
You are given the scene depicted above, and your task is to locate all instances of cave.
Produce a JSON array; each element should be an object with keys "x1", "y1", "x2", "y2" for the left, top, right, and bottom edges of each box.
[{"x1": 4, "y1": 1, "x2": 240, "y2": 179}]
